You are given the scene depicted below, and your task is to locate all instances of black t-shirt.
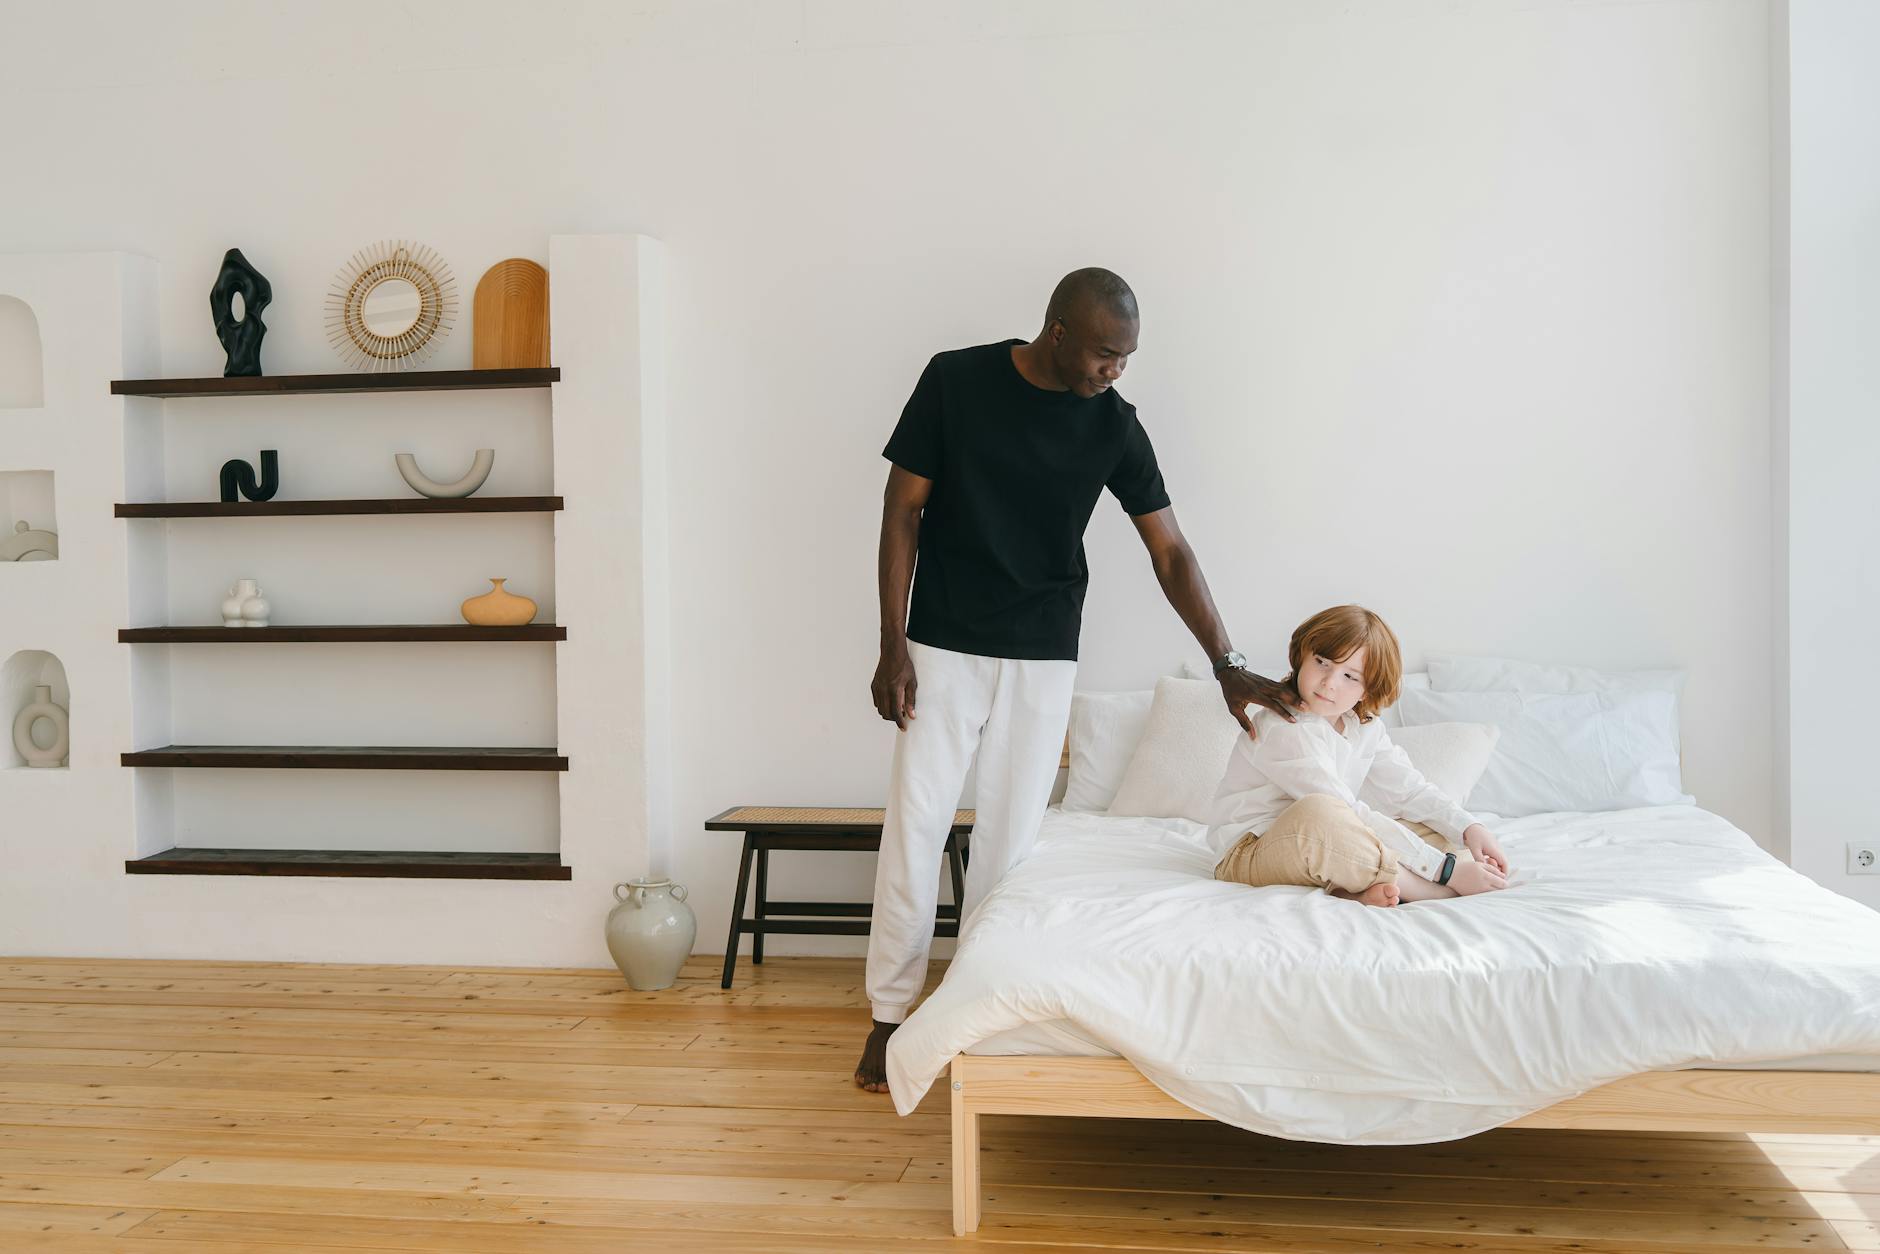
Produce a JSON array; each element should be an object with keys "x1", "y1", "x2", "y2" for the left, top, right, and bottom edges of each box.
[{"x1": 882, "y1": 339, "x2": 1171, "y2": 662}]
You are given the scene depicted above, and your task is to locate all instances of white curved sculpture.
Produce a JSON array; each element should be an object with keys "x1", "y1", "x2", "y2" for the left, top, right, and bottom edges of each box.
[
  {"x1": 13, "y1": 684, "x2": 68, "y2": 768},
  {"x1": 0, "y1": 520, "x2": 57, "y2": 561},
  {"x1": 394, "y1": 448, "x2": 494, "y2": 499}
]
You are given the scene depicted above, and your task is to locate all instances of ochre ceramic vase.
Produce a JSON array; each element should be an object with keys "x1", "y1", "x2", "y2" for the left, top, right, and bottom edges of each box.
[{"x1": 460, "y1": 578, "x2": 536, "y2": 626}]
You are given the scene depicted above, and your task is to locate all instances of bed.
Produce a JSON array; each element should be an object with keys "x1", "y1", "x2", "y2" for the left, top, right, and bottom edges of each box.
[{"x1": 881, "y1": 806, "x2": 1880, "y2": 1235}]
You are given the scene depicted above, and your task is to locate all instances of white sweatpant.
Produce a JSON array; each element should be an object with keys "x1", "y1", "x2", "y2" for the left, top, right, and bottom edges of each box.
[{"x1": 866, "y1": 640, "x2": 1075, "y2": 1024}]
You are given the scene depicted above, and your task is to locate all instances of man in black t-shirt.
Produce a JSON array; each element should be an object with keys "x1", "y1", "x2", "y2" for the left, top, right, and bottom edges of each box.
[{"x1": 856, "y1": 268, "x2": 1298, "y2": 1094}]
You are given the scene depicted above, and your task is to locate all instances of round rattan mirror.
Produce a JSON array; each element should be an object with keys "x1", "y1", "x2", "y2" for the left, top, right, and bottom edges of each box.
[{"x1": 325, "y1": 240, "x2": 457, "y2": 371}]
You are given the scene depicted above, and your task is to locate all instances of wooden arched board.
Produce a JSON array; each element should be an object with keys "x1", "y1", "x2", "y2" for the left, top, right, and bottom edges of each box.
[{"x1": 472, "y1": 259, "x2": 550, "y2": 369}]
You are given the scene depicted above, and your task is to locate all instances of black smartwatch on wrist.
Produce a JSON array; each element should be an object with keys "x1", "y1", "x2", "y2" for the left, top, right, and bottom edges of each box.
[
  {"x1": 1212, "y1": 650, "x2": 1248, "y2": 675},
  {"x1": 1438, "y1": 852, "x2": 1458, "y2": 886}
]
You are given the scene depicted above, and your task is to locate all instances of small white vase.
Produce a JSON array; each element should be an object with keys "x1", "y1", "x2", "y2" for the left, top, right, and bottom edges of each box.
[
  {"x1": 12, "y1": 684, "x2": 69, "y2": 769},
  {"x1": 222, "y1": 578, "x2": 259, "y2": 627},
  {"x1": 605, "y1": 879, "x2": 697, "y2": 991}
]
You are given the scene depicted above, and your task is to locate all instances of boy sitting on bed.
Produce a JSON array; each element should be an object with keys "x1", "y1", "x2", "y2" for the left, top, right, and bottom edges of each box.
[{"x1": 1209, "y1": 604, "x2": 1512, "y2": 906}]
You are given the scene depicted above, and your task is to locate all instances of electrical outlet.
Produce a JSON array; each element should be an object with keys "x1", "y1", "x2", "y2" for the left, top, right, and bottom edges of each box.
[{"x1": 1851, "y1": 843, "x2": 1880, "y2": 875}]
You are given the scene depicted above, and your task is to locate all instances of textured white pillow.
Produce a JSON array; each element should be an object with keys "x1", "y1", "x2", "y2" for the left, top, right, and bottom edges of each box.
[
  {"x1": 1180, "y1": 660, "x2": 1431, "y2": 729},
  {"x1": 1384, "y1": 721, "x2": 1500, "y2": 808},
  {"x1": 1396, "y1": 688, "x2": 1691, "y2": 816},
  {"x1": 1106, "y1": 677, "x2": 1242, "y2": 823},
  {"x1": 1426, "y1": 654, "x2": 1685, "y2": 751},
  {"x1": 1062, "y1": 689, "x2": 1154, "y2": 812},
  {"x1": 1179, "y1": 659, "x2": 1287, "y2": 682},
  {"x1": 1173, "y1": 661, "x2": 1421, "y2": 729}
]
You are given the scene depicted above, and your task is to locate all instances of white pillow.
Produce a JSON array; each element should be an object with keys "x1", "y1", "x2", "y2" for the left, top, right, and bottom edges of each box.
[
  {"x1": 1385, "y1": 721, "x2": 1500, "y2": 808},
  {"x1": 1180, "y1": 660, "x2": 1431, "y2": 729},
  {"x1": 1179, "y1": 659, "x2": 1287, "y2": 682},
  {"x1": 1106, "y1": 677, "x2": 1242, "y2": 823},
  {"x1": 1396, "y1": 688, "x2": 1691, "y2": 816},
  {"x1": 1426, "y1": 654, "x2": 1684, "y2": 751},
  {"x1": 1378, "y1": 671, "x2": 1429, "y2": 728},
  {"x1": 1062, "y1": 689, "x2": 1154, "y2": 812}
]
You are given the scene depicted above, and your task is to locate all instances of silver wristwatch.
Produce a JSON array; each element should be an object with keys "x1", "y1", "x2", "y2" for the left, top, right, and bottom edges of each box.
[{"x1": 1211, "y1": 650, "x2": 1248, "y2": 675}]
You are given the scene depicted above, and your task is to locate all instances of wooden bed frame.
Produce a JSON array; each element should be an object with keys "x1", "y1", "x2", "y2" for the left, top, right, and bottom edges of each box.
[
  {"x1": 947, "y1": 1053, "x2": 1880, "y2": 1235},
  {"x1": 963, "y1": 739, "x2": 1879, "y2": 1233}
]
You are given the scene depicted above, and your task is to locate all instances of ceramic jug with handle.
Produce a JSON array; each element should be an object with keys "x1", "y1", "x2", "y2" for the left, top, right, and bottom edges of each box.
[{"x1": 605, "y1": 878, "x2": 696, "y2": 991}]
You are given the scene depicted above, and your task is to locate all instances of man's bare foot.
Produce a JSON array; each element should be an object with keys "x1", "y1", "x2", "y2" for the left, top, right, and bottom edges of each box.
[
  {"x1": 1333, "y1": 883, "x2": 1401, "y2": 907},
  {"x1": 855, "y1": 1019, "x2": 898, "y2": 1092}
]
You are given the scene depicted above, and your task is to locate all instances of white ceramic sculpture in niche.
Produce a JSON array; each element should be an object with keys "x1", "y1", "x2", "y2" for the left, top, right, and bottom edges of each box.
[
  {"x1": 395, "y1": 448, "x2": 494, "y2": 499},
  {"x1": 221, "y1": 578, "x2": 271, "y2": 627},
  {"x1": 0, "y1": 520, "x2": 57, "y2": 561},
  {"x1": 12, "y1": 684, "x2": 68, "y2": 768}
]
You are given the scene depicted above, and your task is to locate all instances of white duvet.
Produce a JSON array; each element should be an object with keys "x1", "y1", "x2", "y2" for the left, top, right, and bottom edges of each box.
[{"x1": 886, "y1": 805, "x2": 1880, "y2": 1143}]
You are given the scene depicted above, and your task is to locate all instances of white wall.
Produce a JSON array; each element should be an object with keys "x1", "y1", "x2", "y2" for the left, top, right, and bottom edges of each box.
[
  {"x1": 1782, "y1": 0, "x2": 1880, "y2": 909},
  {"x1": 0, "y1": 0, "x2": 1779, "y2": 963}
]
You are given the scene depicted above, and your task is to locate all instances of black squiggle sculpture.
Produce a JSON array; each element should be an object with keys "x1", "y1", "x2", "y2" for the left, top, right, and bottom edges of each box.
[
  {"x1": 210, "y1": 249, "x2": 272, "y2": 378},
  {"x1": 220, "y1": 450, "x2": 280, "y2": 503}
]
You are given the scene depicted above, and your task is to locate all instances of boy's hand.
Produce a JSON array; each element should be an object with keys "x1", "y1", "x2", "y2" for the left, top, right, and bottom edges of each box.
[
  {"x1": 1448, "y1": 860, "x2": 1508, "y2": 895},
  {"x1": 1462, "y1": 823, "x2": 1511, "y2": 877},
  {"x1": 1219, "y1": 668, "x2": 1298, "y2": 736}
]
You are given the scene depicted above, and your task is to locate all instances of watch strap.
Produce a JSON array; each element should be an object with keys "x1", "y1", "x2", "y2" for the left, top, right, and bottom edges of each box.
[{"x1": 1437, "y1": 852, "x2": 1457, "y2": 886}]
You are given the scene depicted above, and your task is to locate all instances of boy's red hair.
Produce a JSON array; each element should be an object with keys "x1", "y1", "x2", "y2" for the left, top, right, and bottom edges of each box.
[{"x1": 1286, "y1": 605, "x2": 1403, "y2": 723}]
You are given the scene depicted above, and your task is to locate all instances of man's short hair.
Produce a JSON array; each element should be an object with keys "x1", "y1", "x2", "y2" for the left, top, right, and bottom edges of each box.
[{"x1": 1046, "y1": 267, "x2": 1138, "y2": 326}]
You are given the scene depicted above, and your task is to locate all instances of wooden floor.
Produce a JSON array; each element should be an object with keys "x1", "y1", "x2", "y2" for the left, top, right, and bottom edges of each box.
[{"x1": 0, "y1": 956, "x2": 1875, "y2": 1253}]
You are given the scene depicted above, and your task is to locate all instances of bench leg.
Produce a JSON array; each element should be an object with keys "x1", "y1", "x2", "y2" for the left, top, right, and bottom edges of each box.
[
  {"x1": 951, "y1": 1059, "x2": 981, "y2": 1235},
  {"x1": 753, "y1": 846, "x2": 768, "y2": 964},
  {"x1": 721, "y1": 833, "x2": 755, "y2": 989},
  {"x1": 945, "y1": 833, "x2": 966, "y2": 920}
]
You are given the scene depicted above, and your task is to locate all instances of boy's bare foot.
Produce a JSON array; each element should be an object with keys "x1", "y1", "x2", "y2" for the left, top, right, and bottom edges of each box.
[
  {"x1": 1358, "y1": 882, "x2": 1400, "y2": 907},
  {"x1": 855, "y1": 1019, "x2": 898, "y2": 1092},
  {"x1": 1333, "y1": 883, "x2": 1400, "y2": 907}
]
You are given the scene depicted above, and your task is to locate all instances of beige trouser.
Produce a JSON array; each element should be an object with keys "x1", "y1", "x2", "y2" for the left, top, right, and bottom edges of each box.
[{"x1": 1213, "y1": 794, "x2": 1452, "y2": 894}]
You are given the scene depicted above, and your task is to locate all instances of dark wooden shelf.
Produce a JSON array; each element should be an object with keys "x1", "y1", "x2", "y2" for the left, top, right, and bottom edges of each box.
[
  {"x1": 119, "y1": 624, "x2": 566, "y2": 644},
  {"x1": 121, "y1": 745, "x2": 569, "y2": 771},
  {"x1": 115, "y1": 497, "x2": 562, "y2": 518},
  {"x1": 111, "y1": 367, "x2": 559, "y2": 398},
  {"x1": 126, "y1": 847, "x2": 570, "y2": 880}
]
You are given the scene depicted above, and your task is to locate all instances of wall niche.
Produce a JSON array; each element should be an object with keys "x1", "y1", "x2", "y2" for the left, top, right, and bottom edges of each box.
[
  {"x1": 0, "y1": 470, "x2": 57, "y2": 563},
  {"x1": 3, "y1": 649, "x2": 70, "y2": 769},
  {"x1": 0, "y1": 295, "x2": 43, "y2": 409}
]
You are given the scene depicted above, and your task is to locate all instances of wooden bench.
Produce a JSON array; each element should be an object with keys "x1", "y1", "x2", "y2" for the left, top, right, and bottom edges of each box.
[{"x1": 703, "y1": 806, "x2": 973, "y2": 988}]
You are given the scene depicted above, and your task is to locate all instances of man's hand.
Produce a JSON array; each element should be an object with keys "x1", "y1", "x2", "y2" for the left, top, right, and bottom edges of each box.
[
  {"x1": 1218, "y1": 667, "x2": 1300, "y2": 736},
  {"x1": 872, "y1": 642, "x2": 918, "y2": 729},
  {"x1": 1462, "y1": 823, "x2": 1511, "y2": 877},
  {"x1": 1128, "y1": 509, "x2": 1283, "y2": 735}
]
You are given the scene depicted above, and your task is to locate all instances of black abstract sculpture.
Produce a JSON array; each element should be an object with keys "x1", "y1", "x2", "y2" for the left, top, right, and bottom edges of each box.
[
  {"x1": 220, "y1": 450, "x2": 280, "y2": 503},
  {"x1": 210, "y1": 248, "x2": 272, "y2": 377}
]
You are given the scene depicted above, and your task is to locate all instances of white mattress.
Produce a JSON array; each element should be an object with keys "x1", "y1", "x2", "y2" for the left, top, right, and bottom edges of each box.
[
  {"x1": 887, "y1": 806, "x2": 1880, "y2": 1143},
  {"x1": 966, "y1": 1018, "x2": 1880, "y2": 1073}
]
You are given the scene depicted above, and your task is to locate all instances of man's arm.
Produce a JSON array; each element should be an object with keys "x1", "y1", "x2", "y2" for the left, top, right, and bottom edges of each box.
[
  {"x1": 873, "y1": 465, "x2": 932, "y2": 729},
  {"x1": 1129, "y1": 506, "x2": 1297, "y2": 733}
]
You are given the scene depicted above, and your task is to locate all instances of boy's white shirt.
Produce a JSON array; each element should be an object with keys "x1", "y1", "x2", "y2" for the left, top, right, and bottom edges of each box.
[{"x1": 1206, "y1": 705, "x2": 1478, "y2": 882}]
